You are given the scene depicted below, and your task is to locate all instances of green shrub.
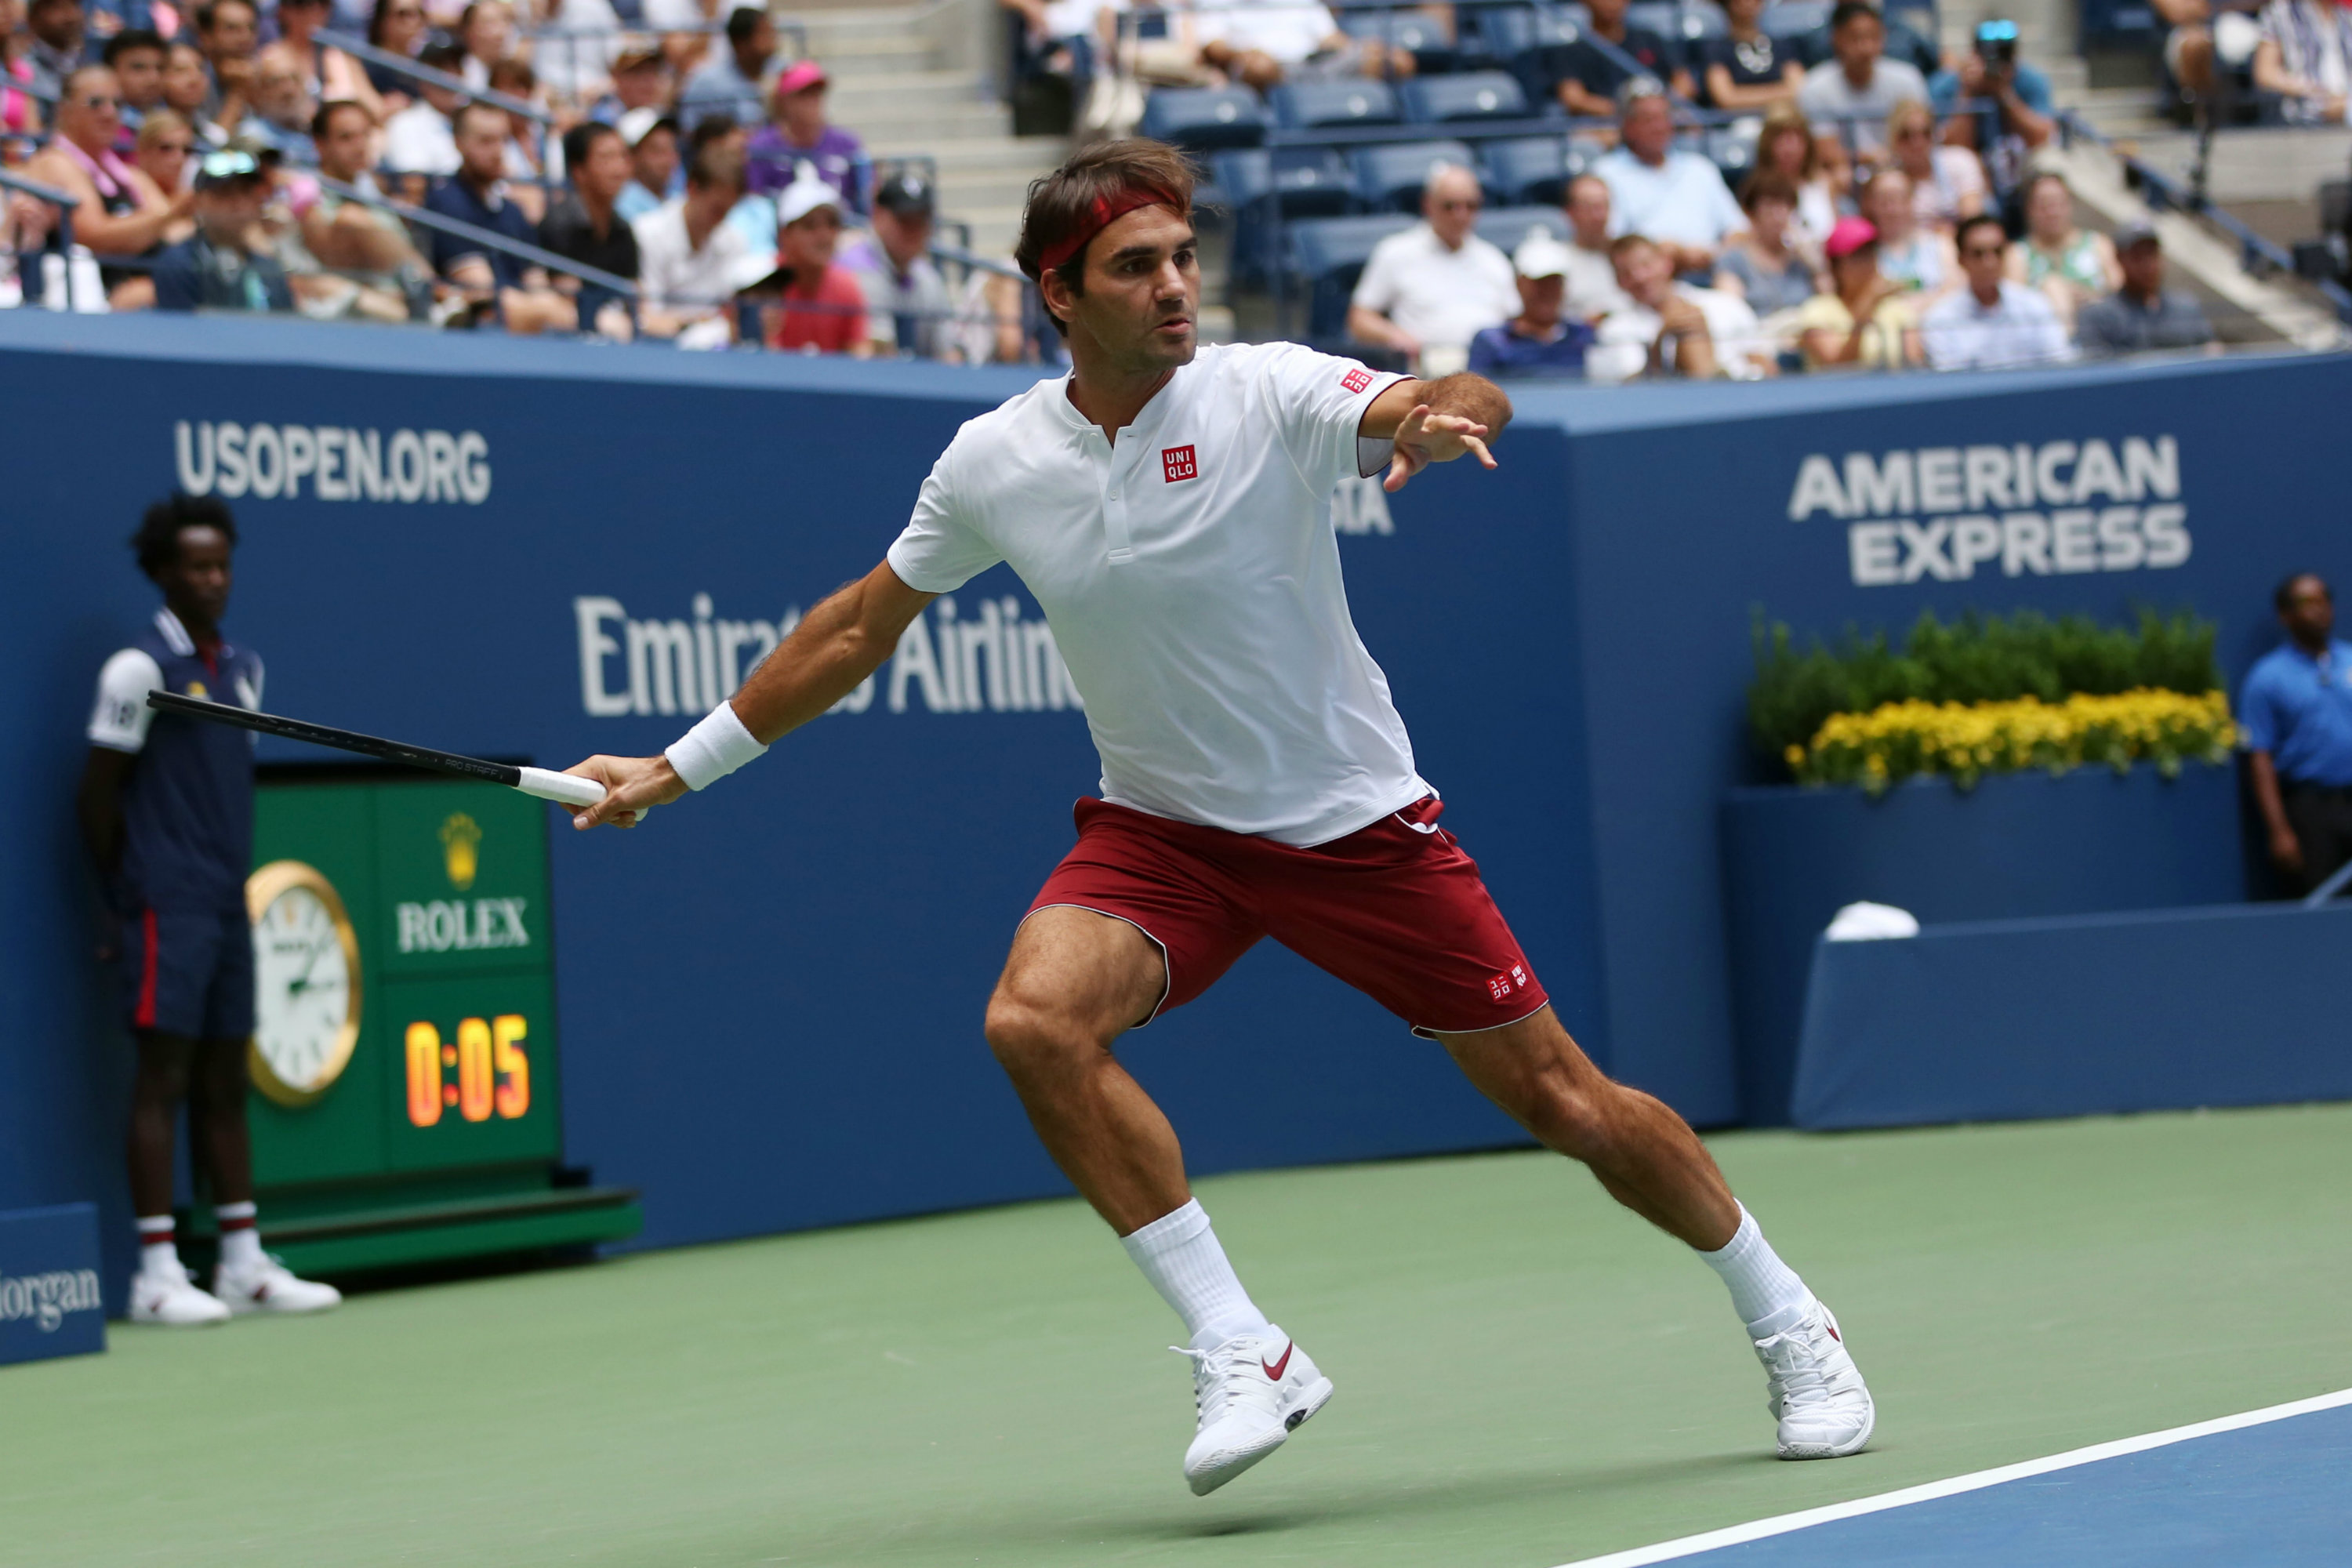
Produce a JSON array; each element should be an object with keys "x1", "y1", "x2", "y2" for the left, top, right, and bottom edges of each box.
[{"x1": 1748, "y1": 606, "x2": 2223, "y2": 771}]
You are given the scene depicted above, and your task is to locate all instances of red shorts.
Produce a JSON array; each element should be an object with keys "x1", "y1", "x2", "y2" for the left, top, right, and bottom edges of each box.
[{"x1": 1025, "y1": 795, "x2": 1549, "y2": 1037}]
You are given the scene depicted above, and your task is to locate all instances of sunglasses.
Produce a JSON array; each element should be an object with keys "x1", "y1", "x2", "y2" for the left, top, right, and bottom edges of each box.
[
  {"x1": 1432, "y1": 197, "x2": 1482, "y2": 212},
  {"x1": 151, "y1": 140, "x2": 195, "y2": 154},
  {"x1": 77, "y1": 93, "x2": 122, "y2": 109}
]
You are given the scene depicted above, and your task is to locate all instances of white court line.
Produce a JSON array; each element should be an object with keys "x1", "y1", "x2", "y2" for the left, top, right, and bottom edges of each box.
[{"x1": 1555, "y1": 1385, "x2": 2352, "y2": 1568}]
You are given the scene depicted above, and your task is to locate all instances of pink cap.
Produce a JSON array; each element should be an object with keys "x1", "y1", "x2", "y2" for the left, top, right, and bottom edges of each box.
[
  {"x1": 772, "y1": 60, "x2": 827, "y2": 97},
  {"x1": 1824, "y1": 216, "x2": 1878, "y2": 260}
]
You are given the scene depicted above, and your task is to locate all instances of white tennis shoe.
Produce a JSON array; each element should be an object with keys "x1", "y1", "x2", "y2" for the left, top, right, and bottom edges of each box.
[
  {"x1": 214, "y1": 1256, "x2": 343, "y2": 1315},
  {"x1": 1752, "y1": 1298, "x2": 1875, "y2": 1459},
  {"x1": 128, "y1": 1266, "x2": 230, "y2": 1327},
  {"x1": 1174, "y1": 1327, "x2": 1333, "y2": 1496}
]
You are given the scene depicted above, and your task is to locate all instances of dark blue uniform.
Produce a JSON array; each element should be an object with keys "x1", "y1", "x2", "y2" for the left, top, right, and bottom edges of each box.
[{"x1": 87, "y1": 608, "x2": 263, "y2": 1038}]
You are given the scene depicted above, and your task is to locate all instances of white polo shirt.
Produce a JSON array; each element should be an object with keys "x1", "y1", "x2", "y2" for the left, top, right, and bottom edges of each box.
[
  {"x1": 886, "y1": 341, "x2": 1429, "y2": 846},
  {"x1": 1349, "y1": 223, "x2": 1519, "y2": 354},
  {"x1": 1594, "y1": 147, "x2": 1747, "y2": 252}
]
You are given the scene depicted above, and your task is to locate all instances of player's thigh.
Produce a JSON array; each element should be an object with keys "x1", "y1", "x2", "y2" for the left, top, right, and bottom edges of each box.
[
  {"x1": 1436, "y1": 1004, "x2": 1616, "y2": 1138},
  {"x1": 989, "y1": 906, "x2": 1168, "y2": 1047}
]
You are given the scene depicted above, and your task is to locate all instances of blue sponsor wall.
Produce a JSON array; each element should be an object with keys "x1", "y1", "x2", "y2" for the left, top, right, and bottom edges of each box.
[{"x1": 0, "y1": 310, "x2": 2340, "y2": 1294}]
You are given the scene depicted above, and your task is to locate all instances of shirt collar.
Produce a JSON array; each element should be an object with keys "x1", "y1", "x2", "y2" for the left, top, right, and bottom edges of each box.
[{"x1": 154, "y1": 606, "x2": 197, "y2": 656}]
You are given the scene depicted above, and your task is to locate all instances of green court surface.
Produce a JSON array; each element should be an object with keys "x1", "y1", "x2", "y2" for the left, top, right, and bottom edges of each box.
[{"x1": 9, "y1": 1104, "x2": 2351, "y2": 1568}]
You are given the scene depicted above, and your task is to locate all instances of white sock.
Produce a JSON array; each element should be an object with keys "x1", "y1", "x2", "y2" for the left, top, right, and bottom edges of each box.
[
  {"x1": 137, "y1": 1215, "x2": 180, "y2": 1279},
  {"x1": 216, "y1": 1202, "x2": 263, "y2": 1272},
  {"x1": 1119, "y1": 1199, "x2": 1274, "y2": 1350},
  {"x1": 1699, "y1": 1205, "x2": 1813, "y2": 1336}
]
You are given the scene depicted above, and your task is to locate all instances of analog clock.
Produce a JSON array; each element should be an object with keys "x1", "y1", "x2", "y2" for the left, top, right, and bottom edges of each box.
[{"x1": 246, "y1": 860, "x2": 363, "y2": 1108}]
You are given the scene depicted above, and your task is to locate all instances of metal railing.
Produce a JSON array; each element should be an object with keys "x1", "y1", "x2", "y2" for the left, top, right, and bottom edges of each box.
[
  {"x1": 311, "y1": 171, "x2": 640, "y2": 299},
  {"x1": 315, "y1": 30, "x2": 557, "y2": 125},
  {"x1": 1, "y1": 165, "x2": 80, "y2": 311}
]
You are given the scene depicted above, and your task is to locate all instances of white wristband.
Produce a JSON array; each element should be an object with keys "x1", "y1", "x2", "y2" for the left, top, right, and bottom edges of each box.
[{"x1": 663, "y1": 701, "x2": 768, "y2": 792}]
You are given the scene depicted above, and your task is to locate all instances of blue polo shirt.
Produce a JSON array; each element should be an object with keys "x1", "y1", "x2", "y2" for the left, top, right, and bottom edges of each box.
[
  {"x1": 2239, "y1": 637, "x2": 2352, "y2": 788},
  {"x1": 1468, "y1": 318, "x2": 1595, "y2": 378},
  {"x1": 424, "y1": 176, "x2": 541, "y2": 290}
]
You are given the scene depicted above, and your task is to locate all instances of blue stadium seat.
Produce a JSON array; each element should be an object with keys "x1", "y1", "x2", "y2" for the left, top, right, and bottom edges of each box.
[
  {"x1": 1479, "y1": 135, "x2": 1572, "y2": 205},
  {"x1": 1706, "y1": 123, "x2": 1758, "y2": 184},
  {"x1": 1349, "y1": 139, "x2": 1479, "y2": 212},
  {"x1": 1337, "y1": 8, "x2": 1459, "y2": 74},
  {"x1": 1138, "y1": 87, "x2": 1269, "y2": 151},
  {"x1": 1491, "y1": 4, "x2": 1592, "y2": 105},
  {"x1": 1884, "y1": 0, "x2": 1936, "y2": 45},
  {"x1": 1215, "y1": 147, "x2": 1354, "y2": 285},
  {"x1": 1399, "y1": 70, "x2": 1530, "y2": 124},
  {"x1": 1759, "y1": 0, "x2": 1831, "y2": 43},
  {"x1": 1269, "y1": 78, "x2": 1402, "y2": 130},
  {"x1": 1288, "y1": 212, "x2": 1419, "y2": 339},
  {"x1": 1475, "y1": 205, "x2": 1572, "y2": 252}
]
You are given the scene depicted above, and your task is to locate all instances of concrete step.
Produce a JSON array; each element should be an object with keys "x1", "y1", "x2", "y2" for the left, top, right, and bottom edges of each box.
[
  {"x1": 2121, "y1": 125, "x2": 2352, "y2": 203},
  {"x1": 828, "y1": 68, "x2": 996, "y2": 116},
  {"x1": 867, "y1": 136, "x2": 1063, "y2": 172},
  {"x1": 806, "y1": 35, "x2": 938, "y2": 78},
  {"x1": 851, "y1": 104, "x2": 1018, "y2": 143}
]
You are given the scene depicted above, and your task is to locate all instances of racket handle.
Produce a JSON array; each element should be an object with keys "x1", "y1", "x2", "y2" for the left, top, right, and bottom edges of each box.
[{"x1": 515, "y1": 767, "x2": 608, "y2": 808}]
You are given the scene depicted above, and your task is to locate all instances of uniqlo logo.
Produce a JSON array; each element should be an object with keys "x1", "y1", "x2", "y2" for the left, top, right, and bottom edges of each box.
[
  {"x1": 1487, "y1": 973, "x2": 1515, "y2": 1003},
  {"x1": 1341, "y1": 367, "x2": 1374, "y2": 394},
  {"x1": 1509, "y1": 963, "x2": 1529, "y2": 987},
  {"x1": 1162, "y1": 444, "x2": 1199, "y2": 483}
]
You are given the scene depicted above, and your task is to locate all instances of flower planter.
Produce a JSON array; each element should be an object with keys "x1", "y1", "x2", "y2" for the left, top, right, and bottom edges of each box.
[{"x1": 1720, "y1": 762, "x2": 2245, "y2": 1125}]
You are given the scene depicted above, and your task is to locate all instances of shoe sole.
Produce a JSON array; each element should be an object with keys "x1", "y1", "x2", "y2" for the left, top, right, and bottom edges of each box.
[
  {"x1": 1186, "y1": 1377, "x2": 1335, "y2": 1497},
  {"x1": 1777, "y1": 1396, "x2": 1875, "y2": 1460},
  {"x1": 128, "y1": 1308, "x2": 229, "y2": 1327}
]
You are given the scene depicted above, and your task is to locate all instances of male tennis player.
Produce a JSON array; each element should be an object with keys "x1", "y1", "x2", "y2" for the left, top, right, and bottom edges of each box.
[{"x1": 567, "y1": 139, "x2": 1873, "y2": 1494}]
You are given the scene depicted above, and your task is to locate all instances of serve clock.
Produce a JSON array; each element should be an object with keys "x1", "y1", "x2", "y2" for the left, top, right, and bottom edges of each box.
[{"x1": 245, "y1": 859, "x2": 363, "y2": 1107}]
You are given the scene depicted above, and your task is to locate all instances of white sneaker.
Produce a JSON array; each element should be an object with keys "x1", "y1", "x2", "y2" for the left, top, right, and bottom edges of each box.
[
  {"x1": 1752, "y1": 1298, "x2": 1875, "y2": 1459},
  {"x1": 128, "y1": 1267, "x2": 231, "y2": 1327},
  {"x1": 213, "y1": 1255, "x2": 343, "y2": 1316},
  {"x1": 1174, "y1": 1327, "x2": 1334, "y2": 1496}
]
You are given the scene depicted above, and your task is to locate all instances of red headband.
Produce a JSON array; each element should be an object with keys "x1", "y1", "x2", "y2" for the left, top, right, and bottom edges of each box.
[{"x1": 1037, "y1": 187, "x2": 1181, "y2": 274}]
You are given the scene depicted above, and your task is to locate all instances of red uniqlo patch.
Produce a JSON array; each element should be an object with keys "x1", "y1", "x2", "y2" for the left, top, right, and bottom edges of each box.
[
  {"x1": 1487, "y1": 973, "x2": 1515, "y2": 1003},
  {"x1": 1341, "y1": 367, "x2": 1374, "y2": 394},
  {"x1": 1162, "y1": 444, "x2": 1199, "y2": 483}
]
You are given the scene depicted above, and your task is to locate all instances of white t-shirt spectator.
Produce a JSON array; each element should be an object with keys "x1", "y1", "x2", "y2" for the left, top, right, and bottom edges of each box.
[
  {"x1": 1920, "y1": 280, "x2": 2074, "y2": 370},
  {"x1": 1588, "y1": 285, "x2": 1767, "y2": 381},
  {"x1": 2258, "y1": 0, "x2": 2352, "y2": 122},
  {"x1": 1349, "y1": 223, "x2": 1518, "y2": 354},
  {"x1": 1797, "y1": 58, "x2": 1932, "y2": 154},
  {"x1": 1563, "y1": 241, "x2": 1632, "y2": 319},
  {"x1": 1196, "y1": 0, "x2": 1340, "y2": 65},
  {"x1": 633, "y1": 198, "x2": 756, "y2": 312},
  {"x1": 1593, "y1": 147, "x2": 1748, "y2": 253},
  {"x1": 383, "y1": 101, "x2": 460, "y2": 176}
]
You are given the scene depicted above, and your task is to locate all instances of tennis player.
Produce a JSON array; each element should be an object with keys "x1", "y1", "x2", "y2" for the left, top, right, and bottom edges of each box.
[{"x1": 566, "y1": 140, "x2": 1873, "y2": 1493}]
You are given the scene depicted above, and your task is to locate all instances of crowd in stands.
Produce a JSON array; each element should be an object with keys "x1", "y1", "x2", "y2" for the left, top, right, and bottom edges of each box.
[{"x1": 0, "y1": 0, "x2": 1043, "y2": 358}]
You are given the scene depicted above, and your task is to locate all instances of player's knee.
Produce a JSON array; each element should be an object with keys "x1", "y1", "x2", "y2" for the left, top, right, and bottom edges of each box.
[{"x1": 982, "y1": 993, "x2": 1100, "y2": 1080}]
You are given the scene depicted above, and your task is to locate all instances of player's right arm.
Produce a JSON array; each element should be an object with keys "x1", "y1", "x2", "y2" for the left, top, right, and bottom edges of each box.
[
  {"x1": 78, "y1": 648, "x2": 164, "y2": 880},
  {"x1": 563, "y1": 561, "x2": 935, "y2": 830}
]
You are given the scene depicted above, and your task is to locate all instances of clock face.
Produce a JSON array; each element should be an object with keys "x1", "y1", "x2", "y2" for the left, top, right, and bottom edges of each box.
[{"x1": 247, "y1": 862, "x2": 362, "y2": 1107}]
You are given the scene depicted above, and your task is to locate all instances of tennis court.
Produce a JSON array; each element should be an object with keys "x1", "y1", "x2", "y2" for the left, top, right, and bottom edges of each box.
[{"x1": 8, "y1": 1102, "x2": 2348, "y2": 1568}]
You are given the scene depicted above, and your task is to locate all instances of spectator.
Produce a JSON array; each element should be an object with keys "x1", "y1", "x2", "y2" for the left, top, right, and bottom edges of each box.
[
  {"x1": 25, "y1": 64, "x2": 191, "y2": 301},
  {"x1": 2152, "y1": 0, "x2": 2266, "y2": 111},
  {"x1": 24, "y1": 0, "x2": 85, "y2": 100},
  {"x1": 681, "y1": 4, "x2": 779, "y2": 132},
  {"x1": 1714, "y1": 170, "x2": 1819, "y2": 317},
  {"x1": 2006, "y1": 170, "x2": 2121, "y2": 328},
  {"x1": 1796, "y1": 215, "x2": 1919, "y2": 368},
  {"x1": 161, "y1": 43, "x2": 227, "y2": 147},
  {"x1": 151, "y1": 148, "x2": 295, "y2": 311},
  {"x1": 241, "y1": 44, "x2": 319, "y2": 162},
  {"x1": 1886, "y1": 97, "x2": 1984, "y2": 232},
  {"x1": 1756, "y1": 103, "x2": 1840, "y2": 263},
  {"x1": 1929, "y1": 20, "x2": 2054, "y2": 194},
  {"x1": 1345, "y1": 162, "x2": 1518, "y2": 373},
  {"x1": 2251, "y1": 0, "x2": 2352, "y2": 123},
  {"x1": 746, "y1": 60, "x2": 868, "y2": 210},
  {"x1": 486, "y1": 57, "x2": 550, "y2": 221},
  {"x1": 1002, "y1": 0, "x2": 1120, "y2": 98},
  {"x1": 541, "y1": 120, "x2": 639, "y2": 339},
  {"x1": 1594, "y1": 82, "x2": 1748, "y2": 275},
  {"x1": 591, "y1": 44, "x2": 672, "y2": 125},
  {"x1": 103, "y1": 28, "x2": 168, "y2": 137},
  {"x1": 688, "y1": 112, "x2": 783, "y2": 273},
  {"x1": 424, "y1": 98, "x2": 577, "y2": 332},
  {"x1": 1858, "y1": 166, "x2": 1952, "y2": 298},
  {"x1": 456, "y1": 0, "x2": 519, "y2": 92},
  {"x1": 363, "y1": 0, "x2": 431, "y2": 110},
  {"x1": 1919, "y1": 210, "x2": 2071, "y2": 368},
  {"x1": 633, "y1": 135, "x2": 755, "y2": 340},
  {"x1": 763, "y1": 166, "x2": 869, "y2": 354},
  {"x1": 1700, "y1": 0, "x2": 1805, "y2": 111},
  {"x1": 1559, "y1": 172, "x2": 1632, "y2": 319},
  {"x1": 1468, "y1": 232, "x2": 1598, "y2": 378},
  {"x1": 840, "y1": 170, "x2": 953, "y2": 359},
  {"x1": 296, "y1": 97, "x2": 433, "y2": 320},
  {"x1": 2242, "y1": 572, "x2": 2352, "y2": 895},
  {"x1": 1553, "y1": 0, "x2": 1691, "y2": 118},
  {"x1": 274, "y1": 0, "x2": 381, "y2": 120},
  {"x1": 1195, "y1": 0, "x2": 1412, "y2": 94},
  {"x1": 1797, "y1": 0, "x2": 1930, "y2": 165},
  {"x1": 2072, "y1": 221, "x2": 2217, "y2": 355},
  {"x1": 132, "y1": 110, "x2": 198, "y2": 208},
  {"x1": 615, "y1": 107, "x2": 681, "y2": 220},
  {"x1": 3, "y1": 0, "x2": 50, "y2": 142},
  {"x1": 195, "y1": 0, "x2": 262, "y2": 137},
  {"x1": 383, "y1": 39, "x2": 467, "y2": 176},
  {"x1": 532, "y1": 0, "x2": 626, "y2": 110},
  {"x1": 1590, "y1": 232, "x2": 1766, "y2": 380}
]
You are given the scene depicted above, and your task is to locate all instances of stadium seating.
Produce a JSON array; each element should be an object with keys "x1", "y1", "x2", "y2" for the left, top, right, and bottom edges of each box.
[
  {"x1": 1759, "y1": 0, "x2": 1831, "y2": 46},
  {"x1": 1336, "y1": 6, "x2": 1460, "y2": 74},
  {"x1": 1475, "y1": 205, "x2": 1574, "y2": 251},
  {"x1": 1478, "y1": 134, "x2": 1585, "y2": 205},
  {"x1": 1214, "y1": 147, "x2": 1356, "y2": 285},
  {"x1": 1269, "y1": 78, "x2": 1403, "y2": 132},
  {"x1": 1396, "y1": 71, "x2": 1532, "y2": 125},
  {"x1": 1140, "y1": 86, "x2": 1269, "y2": 151},
  {"x1": 1350, "y1": 139, "x2": 1480, "y2": 212},
  {"x1": 1286, "y1": 212, "x2": 1417, "y2": 339}
]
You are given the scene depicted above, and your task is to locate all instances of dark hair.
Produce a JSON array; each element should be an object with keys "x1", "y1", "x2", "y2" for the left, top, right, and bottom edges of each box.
[
  {"x1": 1737, "y1": 169, "x2": 1798, "y2": 212},
  {"x1": 1829, "y1": 0, "x2": 1881, "y2": 30},
  {"x1": 418, "y1": 39, "x2": 467, "y2": 73},
  {"x1": 103, "y1": 28, "x2": 167, "y2": 66},
  {"x1": 312, "y1": 97, "x2": 372, "y2": 138},
  {"x1": 1014, "y1": 137, "x2": 1196, "y2": 332},
  {"x1": 1954, "y1": 211, "x2": 2006, "y2": 252},
  {"x1": 688, "y1": 140, "x2": 746, "y2": 194},
  {"x1": 367, "y1": 0, "x2": 410, "y2": 45},
  {"x1": 563, "y1": 119, "x2": 621, "y2": 172},
  {"x1": 725, "y1": 5, "x2": 768, "y2": 46},
  {"x1": 1608, "y1": 232, "x2": 1659, "y2": 260},
  {"x1": 132, "y1": 495, "x2": 237, "y2": 578},
  {"x1": 195, "y1": 0, "x2": 257, "y2": 32},
  {"x1": 487, "y1": 57, "x2": 534, "y2": 93},
  {"x1": 686, "y1": 112, "x2": 738, "y2": 156},
  {"x1": 2276, "y1": 572, "x2": 2331, "y2": 611},
  {"x1": 452, "y1": 97, "x2": 507, "y2": 136}
]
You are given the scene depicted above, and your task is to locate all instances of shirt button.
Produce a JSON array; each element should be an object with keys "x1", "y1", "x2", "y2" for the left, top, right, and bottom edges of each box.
[{"x1": 1109, "y1": 489, "x2": 1120, "y2": 499}]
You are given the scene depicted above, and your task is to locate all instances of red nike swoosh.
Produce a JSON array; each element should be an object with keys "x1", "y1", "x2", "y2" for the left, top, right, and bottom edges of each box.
[{"x1": 1261, "y1": 1342, "x2": 1293, "y2": 1381}]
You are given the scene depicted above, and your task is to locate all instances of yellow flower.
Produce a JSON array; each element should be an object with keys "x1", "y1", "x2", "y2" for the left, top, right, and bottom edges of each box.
[{"x1": 1792, "y1": 689, "x2": 2234, "y2": 790}]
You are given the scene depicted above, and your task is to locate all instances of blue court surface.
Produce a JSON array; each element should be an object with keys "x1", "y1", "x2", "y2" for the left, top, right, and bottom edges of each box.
[{"x1": 1563, "y1": 1390, "x2": 2352, "y2": 1567}]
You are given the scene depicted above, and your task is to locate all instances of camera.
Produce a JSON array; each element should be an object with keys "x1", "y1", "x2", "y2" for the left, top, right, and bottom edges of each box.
[{"x1": 1974, "y1": 19, "x2": 2020, "y2": 64}]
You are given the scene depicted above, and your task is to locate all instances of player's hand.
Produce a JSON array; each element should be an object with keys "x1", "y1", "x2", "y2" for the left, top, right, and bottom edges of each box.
[
  {"x1": 1384, "y1": 403, "x2": 1497, "y2": 493},
  {"x1": 564, "y1": 753, "x2": 685, "y2": 830}
]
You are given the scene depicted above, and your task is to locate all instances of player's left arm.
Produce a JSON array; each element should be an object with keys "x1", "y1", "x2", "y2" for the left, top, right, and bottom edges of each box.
[{"x1": 1359, "y1": 373, "x2": 1512, "y2": 494}]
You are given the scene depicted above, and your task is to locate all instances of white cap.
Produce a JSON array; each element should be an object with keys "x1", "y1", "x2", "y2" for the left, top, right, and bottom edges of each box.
[
  {"x1": 1512, "y1": 230, "x2": 1574, "y2": 280},
  {"x1": 775, "y1": 162, "x2": 840, "y2": 227},
  {"x1": 616, "y1": 106, "x2": 669, "y2": 148}
]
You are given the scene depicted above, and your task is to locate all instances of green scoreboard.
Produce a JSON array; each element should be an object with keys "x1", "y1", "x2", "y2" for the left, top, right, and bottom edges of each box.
[{"x1": 227, "y1": 773, "x2": 639, "y2": 1276}]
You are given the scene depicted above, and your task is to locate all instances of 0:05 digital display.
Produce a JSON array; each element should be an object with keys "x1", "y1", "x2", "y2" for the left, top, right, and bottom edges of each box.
[{"x1": 405, "y1": 1015, "x2": 531, "y2": 1127}]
